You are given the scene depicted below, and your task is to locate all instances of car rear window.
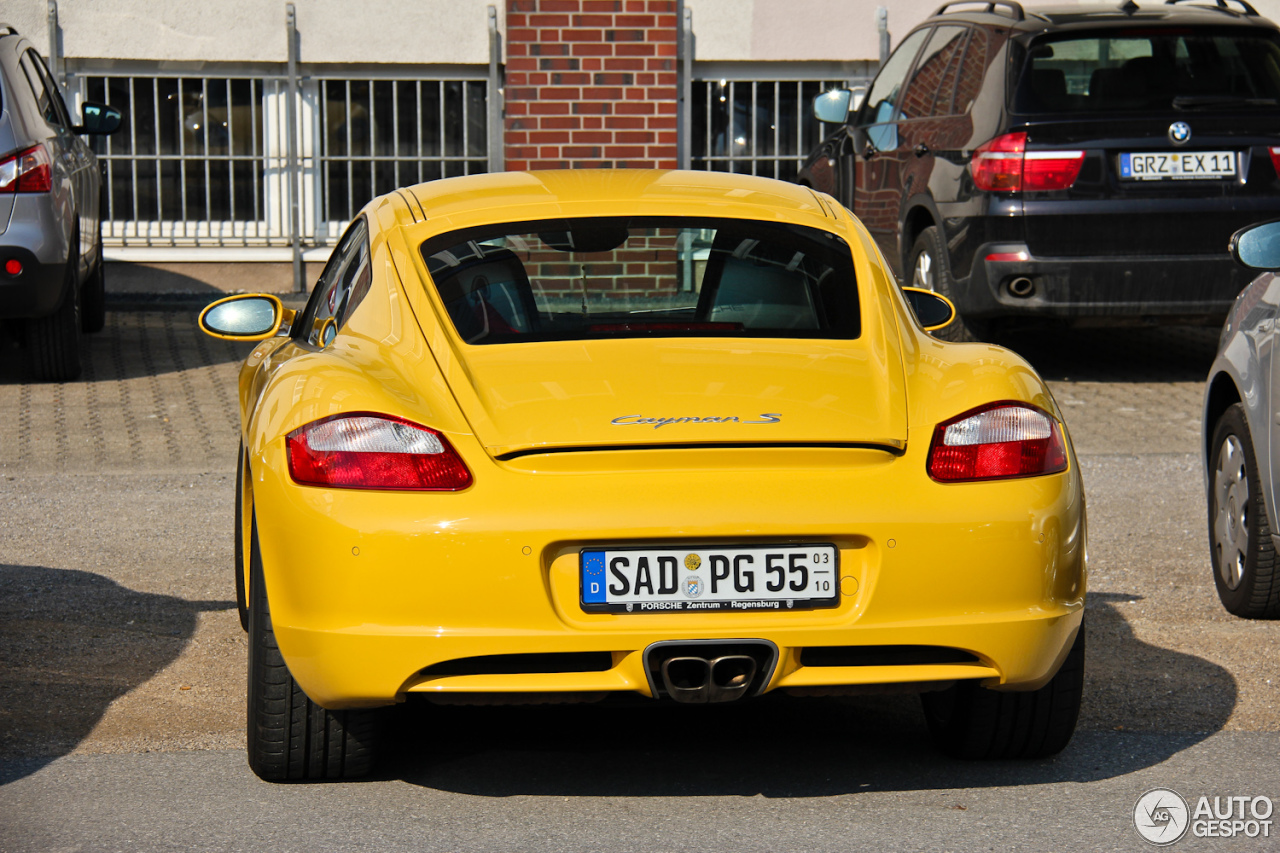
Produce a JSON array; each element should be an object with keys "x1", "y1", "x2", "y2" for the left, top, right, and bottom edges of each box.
[
  {"x1": 1012, "y1": 28, "x2": 1280, "y2": 113},
  {"x1": 419, "y1": 217, "x2": 860, "y2": 345}
]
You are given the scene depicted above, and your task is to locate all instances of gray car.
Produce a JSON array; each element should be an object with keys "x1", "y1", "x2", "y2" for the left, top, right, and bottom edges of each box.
[
  {"x1": 1203, "y1": 218, "x2": 1280, "y2": 618},
  {"x1": 0, "y1": 24, "x2": 119, "y2": 381}
]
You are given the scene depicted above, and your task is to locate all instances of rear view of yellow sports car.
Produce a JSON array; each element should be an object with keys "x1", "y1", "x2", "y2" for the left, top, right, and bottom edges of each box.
[{"x1": 199, "y1": 169, "x2": 1086, "y2": 782}]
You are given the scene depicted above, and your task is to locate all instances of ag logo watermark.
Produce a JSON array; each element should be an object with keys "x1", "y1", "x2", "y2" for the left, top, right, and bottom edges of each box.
[
  {"x1": 1134, "y1": 789, "x2": 1189, "y2": 845},
  {"x1": 1134, "y1": 788, "x2": 1274, "y2": 844}
]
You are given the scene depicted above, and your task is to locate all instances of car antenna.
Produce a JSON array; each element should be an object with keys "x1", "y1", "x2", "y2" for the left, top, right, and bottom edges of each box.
[{"x1": 1118, "y1": 0, "x2": 1140, "y2": 13}]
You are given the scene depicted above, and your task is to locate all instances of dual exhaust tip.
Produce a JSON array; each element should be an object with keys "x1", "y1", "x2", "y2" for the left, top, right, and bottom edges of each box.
[{"x1": 659, "y1": 654, "x2": 758, "y2": 704}]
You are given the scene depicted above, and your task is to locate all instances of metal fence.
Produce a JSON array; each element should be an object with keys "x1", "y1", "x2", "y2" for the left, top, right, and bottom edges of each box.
[
  {"x1": 82, "y1": 74, "x2": 276, "y2": 246},
  {"x1": 691, "y1": 78, "x2": 860, "y2": 182},
  {"x1": 317, "y1": 77, "x2": 488, "y2": 234},
  {"x1": 77, "y1": 68, "x2": 849, "y2": 248},
  {"x1": 78, "y1": 72, "x2": 490, "y2": 249}
]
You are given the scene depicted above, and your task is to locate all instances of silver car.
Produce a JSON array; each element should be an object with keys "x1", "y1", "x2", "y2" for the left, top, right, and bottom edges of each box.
[
  {"x1": 0, "y1": 24, "x2": 119, "y2": 381},
  {"x1": 1204, "y1": 218, "x2": 1280, "y2": 618}
]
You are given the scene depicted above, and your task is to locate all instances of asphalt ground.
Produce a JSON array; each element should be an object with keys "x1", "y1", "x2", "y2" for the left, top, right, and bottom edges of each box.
[{"x1": 1, "y1": 313, "x2": 1278, "y2": 851}]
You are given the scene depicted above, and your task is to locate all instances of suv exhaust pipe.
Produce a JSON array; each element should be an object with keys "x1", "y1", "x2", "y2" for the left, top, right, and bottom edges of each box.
[{"x1": 1008, "y1": 276, "x2": 1035, "y2": 298}]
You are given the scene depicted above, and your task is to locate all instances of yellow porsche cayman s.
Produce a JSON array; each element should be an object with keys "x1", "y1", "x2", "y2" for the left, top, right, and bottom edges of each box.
[{"x1": 199, "y1": 169, "x2": 1086, "y2": 781}]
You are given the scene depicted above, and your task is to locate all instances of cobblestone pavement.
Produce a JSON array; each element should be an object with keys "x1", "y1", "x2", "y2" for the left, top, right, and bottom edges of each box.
[
  {"x1": 0, "y1": 313, "x2": 1217, "y2": 474},
  {"x1": 0, "y1": 310, "x2": 252, "y2": 473}
]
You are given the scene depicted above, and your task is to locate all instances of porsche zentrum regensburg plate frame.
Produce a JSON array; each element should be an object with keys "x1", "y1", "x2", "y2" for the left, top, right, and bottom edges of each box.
[{"x1": 580, "y1": 543, "x2": 840, "y2": 613}]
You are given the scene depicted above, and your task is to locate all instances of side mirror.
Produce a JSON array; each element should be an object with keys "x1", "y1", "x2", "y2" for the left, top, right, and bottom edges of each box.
[
  {"x1": 1230, "y1": 219, "x2": 1280, "y2": 270},
  {"x1": 813, "y1": 89, "x2": 853, "y2": 124},
  {"x1": 199, "y1": 294, "x2": 292, "y2": 340},
  {"x1": 901, "y1": 286, "x2": 956, "y2": 331},
  {"x1": 813, "y1": 87, "x2": 868, "y2": 124},
  {"x1": 75, "y1": 101, "x2": 122, "y2": 135}
]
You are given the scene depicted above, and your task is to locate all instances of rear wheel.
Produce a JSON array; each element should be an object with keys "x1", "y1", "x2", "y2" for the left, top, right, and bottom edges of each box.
[
  {"x1": 81, "y1": 236, "x2": 106, "y2": 334},
  {"x1": 921, "y1": 622, "x2": 1084, "y2": 759},
  {"x1": 908, "y1": 226, "x2": 986, "y2": 343},
  {"x1": 26, "y1": 253, "x2": 83, "y2": 382},
  {"x1": 1209, "y1": 404, "x2": 1280, "y2": 618},
  {"x1": 247, "y1": 515, "x2": 383, "y2": 781}
]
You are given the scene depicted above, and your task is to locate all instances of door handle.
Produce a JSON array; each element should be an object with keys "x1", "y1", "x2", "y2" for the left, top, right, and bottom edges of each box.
[{"x1": 914, "y1": 143, "x2": 930, "y2": 158}]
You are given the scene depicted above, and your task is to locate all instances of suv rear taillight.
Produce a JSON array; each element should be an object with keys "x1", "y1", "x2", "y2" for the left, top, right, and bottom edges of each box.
[
  {"x1": 1270, "y1": 147, "x2": 1280, "y2": 178},
  {"x1": 287, "y1": 413, "x2": 473, "y2": 490},
  {"x1": 0, "y1": 144, "x2": 53, "y2": 194},
  {"x1": 927, "y1": 402, "x2": 1068, "y2": 482},
  {"x1": 971, "y1": 132, "x2": 1084, "y2": 193}
]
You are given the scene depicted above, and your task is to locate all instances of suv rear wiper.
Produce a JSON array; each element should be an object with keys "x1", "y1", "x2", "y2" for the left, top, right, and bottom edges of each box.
[{"x1": 1172, "y1": 95, "x2": 1278, "y2": 109}]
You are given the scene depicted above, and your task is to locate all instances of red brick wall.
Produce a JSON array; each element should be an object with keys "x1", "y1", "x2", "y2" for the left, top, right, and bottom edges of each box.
[{"x1": 504, "y1": 0, "x2": 679, "y2": 170}]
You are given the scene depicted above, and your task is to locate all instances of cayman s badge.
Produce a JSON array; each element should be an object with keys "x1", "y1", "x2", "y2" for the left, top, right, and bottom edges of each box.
[
  {"x1": 611, "y1": 413, "x2": 781, "y2": 429},
  {"x1": 1168, "y1": 122, "x2": 1192, "y2": 146}
]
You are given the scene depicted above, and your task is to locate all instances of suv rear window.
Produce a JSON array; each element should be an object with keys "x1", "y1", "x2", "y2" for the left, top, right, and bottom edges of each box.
[
  {"x1": 420, "y1": 217, "x2": 860, "y2": 345},
  {"x1": 1013, "y1": 29, "x2": 1280, "y2": 113}
]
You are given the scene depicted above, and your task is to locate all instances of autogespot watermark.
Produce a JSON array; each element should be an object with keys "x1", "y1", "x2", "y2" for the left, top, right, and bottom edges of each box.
[{"x1": 1133, "y1": 788, "x2": 1275, "y2": 845}]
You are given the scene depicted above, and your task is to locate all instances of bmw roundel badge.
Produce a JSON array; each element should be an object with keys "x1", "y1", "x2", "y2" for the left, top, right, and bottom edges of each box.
[{"x1": 1168, "y1": 121, "x2": 1192, "y2": 146}]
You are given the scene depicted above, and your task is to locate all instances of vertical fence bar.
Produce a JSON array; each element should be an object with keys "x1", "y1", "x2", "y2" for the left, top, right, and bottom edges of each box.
[
  {"x1": 676, "y1": 1, "x2": 692, "y2": 170},
  {"x1": 487, "y1": 5, "x2": 503, "y2": 173},
  {"x1": 286, "y1": 3, "x2": 303, "y2": 291},
  {"x1": 46, "y1": 0, "x2": 64, "y2": 91},
  {"x1": 345, "y1": 80, "x2": 354, "y2": 222},
  {"x1": 416, "y1": 80, "x2": 424, "y2": 184},
  {"x1": 251, "y1": 79, "x2": 261, "y2": 241}
]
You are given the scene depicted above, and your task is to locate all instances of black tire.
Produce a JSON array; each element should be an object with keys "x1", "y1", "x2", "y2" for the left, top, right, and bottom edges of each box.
[
  {"x1": 907, "y1": 226, "x2": 987, "y2": 343},
  {"x1": 26, "y1": 252, "x2": 83, "y2": 382},
  {"x1": 1208, "y1": 403, "x2": 1280, "y2": 618},
  {"x1": 81, "y1": 236, "x2": 106, "y2": 334},
  {"x1": 233, "y1": 444, "x2": 249, "y2": 631},
  {"x1": 246, "y1": 514, "x2": 383, "y2": 781},
  {"x1": 921, "y1": 621, "x2": 1084, "y2": 759}
]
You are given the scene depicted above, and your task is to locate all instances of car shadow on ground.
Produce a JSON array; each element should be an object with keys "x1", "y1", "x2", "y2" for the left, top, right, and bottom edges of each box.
[
  {"x1": 0, "y1": 306, "x2": 254, "y2": 384},
  {"x1": 386, "y1": 592, "x2": 1236, "y2": 796},
  {"x1": 996, "y1": 325, "x2": 1219, "y2": 383},
  {"x1": 0, "y1": 565, "x2": 235, "y2": 785}
]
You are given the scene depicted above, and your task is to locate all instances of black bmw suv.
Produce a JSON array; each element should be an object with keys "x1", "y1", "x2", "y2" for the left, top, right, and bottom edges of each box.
[{"x1": 798, "y1": 0, "x2": 1280, "y2": 339}]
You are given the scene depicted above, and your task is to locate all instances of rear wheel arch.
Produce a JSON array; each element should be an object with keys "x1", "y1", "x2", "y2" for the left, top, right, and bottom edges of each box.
[
  {"x1": 1204, "y1": 372, "x2": 1243, "y2": 465},
  {"x1": 234, "y1": 441, "x2": 254, "y2": 630},
  {"x1": 900, "y1": 204, "x2": 939, "y2": 276}
]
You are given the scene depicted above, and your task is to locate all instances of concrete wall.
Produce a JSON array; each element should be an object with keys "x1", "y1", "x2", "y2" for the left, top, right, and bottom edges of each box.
[
  {"x1": 7, "y1": 0, "x2": 502, "y2": 65},
  {"x1": 13, "y1": 0, "x2": 1280, "y2": 66}
]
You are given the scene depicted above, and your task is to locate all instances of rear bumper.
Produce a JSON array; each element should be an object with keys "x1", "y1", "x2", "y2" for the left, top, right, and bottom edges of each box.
[
  {"x1": 252, "y1": 438, "x2": 1087, "y2": 709},
  {"x1": 962, "y1": 242, "x2": 1250, "y2": 323},
  {"x1": 0, "y1": 245, "x2": 66, "y2": 319},
  {"x1": 0, "y1": 201, "x2": 73, "y2": 320}
]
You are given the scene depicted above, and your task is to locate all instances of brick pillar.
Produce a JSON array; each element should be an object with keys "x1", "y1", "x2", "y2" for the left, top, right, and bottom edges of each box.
[{"x1": 504, "y1": 0, "x2": 678, "y2": 170}]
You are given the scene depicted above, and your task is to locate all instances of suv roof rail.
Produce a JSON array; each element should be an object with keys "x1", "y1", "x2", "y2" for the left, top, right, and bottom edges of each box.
[
  {"x1": 932, "y1": 0, "x2": 1026, "y2": 20},
  {"x1": 1164, "y1": 0, "x2": 1258, "y2": 13}
]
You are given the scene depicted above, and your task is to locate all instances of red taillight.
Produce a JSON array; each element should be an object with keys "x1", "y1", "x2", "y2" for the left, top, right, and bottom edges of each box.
[
  {"x1": 971, "y1": 132, "x2": 1084, "y2": 193},
  {"x1": 0, "y1": 145, "x2": 53, "y2": 194},
  {"x1": 927, "y1": 402, "x2": 1068, "y2": 482},
  {"x1": 1270, "y1": 146, "x2": 1280, "y2": 178},
  {"x1": 286, "y1": 414, "x2": 473, "y2": 491},
  {"x1": 4, "y1": 259, "x2": 21, "y2": 276},
  {"x1": 972, "y1": 132, "x2": 1025, "y2": 191}
]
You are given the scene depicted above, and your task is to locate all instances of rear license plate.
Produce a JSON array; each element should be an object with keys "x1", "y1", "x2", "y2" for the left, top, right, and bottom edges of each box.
[
  {"x1": 580, "y1": 544, "x2": 839, "y2": 613},
  {"x1": 1119, "y1": 151, "x2": 1237, "y2": 181}
]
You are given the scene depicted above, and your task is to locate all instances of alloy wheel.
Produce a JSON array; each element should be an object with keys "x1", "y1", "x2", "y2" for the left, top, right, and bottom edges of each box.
[
  {"x1": 913, "y1": 249, "x2": 934, "y2": 290},
  {"x1": 1213, "y1": 434, "x2": 1250, "y2": 590}
]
